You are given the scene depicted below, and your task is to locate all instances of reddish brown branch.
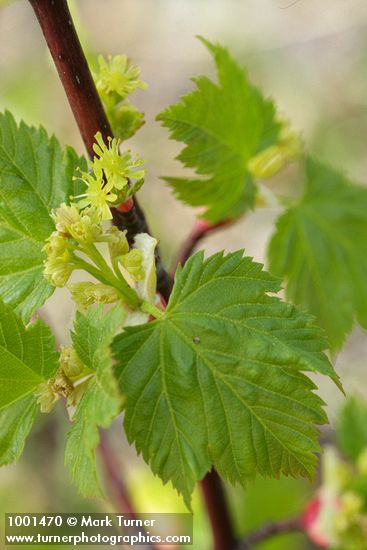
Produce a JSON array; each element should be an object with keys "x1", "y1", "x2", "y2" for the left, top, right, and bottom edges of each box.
[
  {"x1": 98, "y1": 432, "x2": 137, "y2": 517},
  {"x1": 235, "y1": 517, "x2": 302, "y2": 549},
  {"x1": 99, "y1": 432, "x2": 158, "y2": 550},
  {"x1": 29, "y1": 0, "x2": 111, "y2": 157},
  {"x1": 171, "y1": 219, "x2": 232, "y2": 275},
  {"x1": 29, "y1": 0, "x2": 172, "y2": 302},
  {"x1": 201, "y1": 470, "x2": 236, "y2": 550}
]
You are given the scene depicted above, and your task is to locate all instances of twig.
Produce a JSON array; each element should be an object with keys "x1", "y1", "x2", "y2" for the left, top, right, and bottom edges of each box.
[
  {"x1": 201, "y1": 470, "x2": 237, "y2": 550},
  {"x1": 171, "y1": 219, "x2": 232, "y2": 275},
  {"x1": 28, "y1": 0, "x2": 172, "y2": 302},
  {"x1": 29, "y1": 1, "x2": 235, "y2": 547},
  {"x1": 98, "y1": 432, "x2": 137, "y2": 517},
  {"x1": 98, "y1": 432, "x2": 158, "y2": 550},
  {"x1": 235, "y1": 517, "x2": 302, "y2": 549}
]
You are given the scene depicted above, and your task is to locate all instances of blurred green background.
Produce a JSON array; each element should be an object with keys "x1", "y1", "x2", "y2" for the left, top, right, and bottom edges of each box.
[{"x1": 1, "y1": 0, "x2": 367, "y2": 548}]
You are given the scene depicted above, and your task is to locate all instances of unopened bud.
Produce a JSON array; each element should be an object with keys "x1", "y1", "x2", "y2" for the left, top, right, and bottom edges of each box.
[
  {"x1": 60, "y1": 346, "x2": 84, "y2": 379},
  {"x1": 119, "y1": 249, "x2": 144, "y2": 281}
]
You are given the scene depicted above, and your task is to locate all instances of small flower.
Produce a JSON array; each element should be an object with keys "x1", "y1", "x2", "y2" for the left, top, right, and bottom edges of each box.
[
  {"x1": 35, "y1": 381, "x2": 58, "y2": 413},
  {"x1": 335, "y1": 492, "x2": 363, "y2": 534},
  {"x1": 76, "y1": 171, "x2": 117, "y2": 220},
  {"x1": 43, "y1": 231, "x2": 70, "y2": 258},
  {"x1": 94, "y1": 54, "x2": 147, "y2": 101},
  {"x1": 35, "y1": 370, "x2": 74, "y2": 413},
  {"x1": 119, "y1": 248, "x2": 144, "y2": 281},
  {"x1": 68, "y1": 282, "x2": 96, "y2": 310},
  {"x1": 59, "y1": 346, "x2": 85, "y2": 379},
  {"x1": 92, "y1": 132, "x2": 145, "y2": 192},
  {"x1": 106, "y1": 226, "x2": 129, "y2": 257},
  {"x1": 51, "y1": 202, "x2": 103, "y2": 242},
  {"x1": 67, "y1": 207, "x2": 103, "y2": 244},
  {"x1": 89, "y1": 283, "x2": 120, "y2": 304},
  {"x1": 51, "y1": 203, "x2": 81, "y2": 235},
  {"x1": 51, "y1": 371, "x2": 74, "y2": 399},
  {"x1": 43, "y1": 251, "x2": 74, "y2": 287},
  {"x1": 69, "y1": 281, "x2": 120, "y2": 310}
]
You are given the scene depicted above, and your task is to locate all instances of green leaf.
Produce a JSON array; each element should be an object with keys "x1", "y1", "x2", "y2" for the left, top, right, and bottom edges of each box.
[
  {"x1": 0, "y1": 299, "x2": 58, "y2": 465},
  {"x1": 0, "y1": 110, "x2": 86, "y2": 322},
  {"x1": 0, "y1": 299, "x2": 59, "y2": 411},
  {"x1": 113, "y1": 250, "x2": 339, "y2": 506},
  {"x1": 268, "y1": 156, "x2": 367, "y2": 350},
  {"x1": 336, "y1": 397, "x2": 367, "y2": 461},
  {"x1": 157, "y1": 37, "x2": 281, "y2": 222},
  {"x1": 65, "y1": 304, "x2": 125, "y2": 498},
  {"x1": 0, "y1": 395, "x2": 38, "y2": 465}
]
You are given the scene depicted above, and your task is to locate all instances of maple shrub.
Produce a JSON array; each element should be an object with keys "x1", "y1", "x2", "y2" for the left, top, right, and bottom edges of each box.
[{"x1": 2, "y1": 1, "x2": 367, "y2": 549}]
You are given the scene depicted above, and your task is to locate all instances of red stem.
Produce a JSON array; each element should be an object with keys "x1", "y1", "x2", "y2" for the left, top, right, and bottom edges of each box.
[
  {"x1": 98, "y1": 432, "x2": 137, "y2": 517},
  {"x1": 171, "y1": 219, "x2": 233, "y2": 275},
  {"x1": 98, "y1": 432, "x2": 158, "y2": 550},
  {"x1": 201, "y1": 470, "x2": 237, "y2": 550},
  {"x1": 235, "y1": 517, "x2": 302, "y2": 549}
]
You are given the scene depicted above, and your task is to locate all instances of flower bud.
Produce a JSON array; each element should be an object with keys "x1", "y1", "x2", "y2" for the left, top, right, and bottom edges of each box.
[
  {"x1": 68, "y1": 282, "x2": 96, "y2": 310},
  {"x1": 67, "y1": 207, "x2": 102, "y2": 244},
  {"x1": 51, "y1": 203, "x2": 81, "y2": 235},
  {"x1": 248, "y1": 124, "x2": 302, "y2": 180},
  {"x1": 43, "y1": 231, "x2": 70, "y2": 258},
  {"x1": 248, "y1": 145, "x2": 285, "y2": 179},
  {"x1": 43, "y1": 253, "x2": 74, "y2": 287},
  {"x1": 60, "y1": 346, "x2": 84, "y2": 379},
  {"x1": 51, "y1": 371, "x2": 74, "y2": 399},
  {"x1": 35, "y1": 381, "x2": 58, "y2": 413},
  {"x1": 89, "y1": 283, "x2": 120, "y2": 304},
  {"x1": 69, "y1": 281, "x2": 120, "y2": 310},
  {"x1": 119, "y1": 249, "x2": 144, "y2": 281},
  {"x1": 105, "y1": 226, "x2": 130, "y2": 257}
]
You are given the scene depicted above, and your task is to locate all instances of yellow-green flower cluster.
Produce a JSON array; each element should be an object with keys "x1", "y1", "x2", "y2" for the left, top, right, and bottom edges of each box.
[
  {"x1": 75, "y1": 132, "x2": 145, "y2": 220},
  {"x1": 248, "y1": 122, "x2": 303, "y2": 180},
  {"x1": 36, "y1": 346, "x2": 90, "y2": 414},
  {"x1": 43, "y1": 202, "x2": 148, "y2": 307},
  {"x1": 42, "y1": 193, "x2": 161, "y2": 330},
  {"x1": 93, "y1": 54, "x2": 147, "y2": 141},
  {"x1": 313, "y1": 446, "x2": 367, "y2": 549}
]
